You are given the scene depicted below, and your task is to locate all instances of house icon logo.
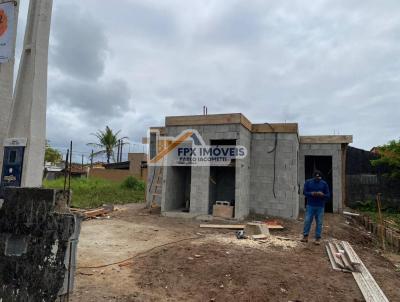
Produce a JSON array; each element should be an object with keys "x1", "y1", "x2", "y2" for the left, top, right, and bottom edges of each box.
[{"x1": 148, "y1": 129, "x2": 247, "y2": 167}]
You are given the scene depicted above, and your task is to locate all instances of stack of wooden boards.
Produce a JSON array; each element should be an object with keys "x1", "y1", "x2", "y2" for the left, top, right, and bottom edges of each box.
[
  {"x1": 326, "y1": 240, "x2": 389, "y2": 302},
  {"x1": 70, "y1": 205, "x2": 114, "y2": 220}
]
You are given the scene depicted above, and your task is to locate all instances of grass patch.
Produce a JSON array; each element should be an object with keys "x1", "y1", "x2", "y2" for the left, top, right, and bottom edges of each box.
[
  {"x1": 359, "y1": 211, "x2": 400, "y2": 229},
  {"x1": 353, "y1": 200, "x2": 400, "y2": 228},
  {"x1": 43, "y1": 177, "x2": 145, "y2": 209}
]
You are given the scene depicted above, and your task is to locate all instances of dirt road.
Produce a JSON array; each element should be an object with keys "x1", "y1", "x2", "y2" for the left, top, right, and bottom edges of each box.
[{"x1": 71, "y1": 204, "x2": 400, "y2": 302}]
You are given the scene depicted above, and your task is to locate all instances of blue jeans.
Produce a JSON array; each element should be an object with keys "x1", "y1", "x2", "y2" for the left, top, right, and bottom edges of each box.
[{"x1": 303, "y1": 205, "x2": 324, "y2": 239}]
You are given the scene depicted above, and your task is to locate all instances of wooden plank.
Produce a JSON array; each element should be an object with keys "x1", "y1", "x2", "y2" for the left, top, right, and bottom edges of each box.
[
  {"x1": 343, "y1": 211, "x2": 360, "y2": 217},
  {"x1": 199, "y1": 224, "x2": 283, "y2": 230},
  {"x1": 342, "y1": 241, "x2": 389, "y2": 302},
  {"x1": 300, "y1": 135, "x2": 353, "y2": 144},
  {"x1": 326, "y1": 245, "x2": 345, "y2": 272},
  {"x1": 328, "y1": 243, "x2": 346, "y2": 269},
  {"x1": 251, "y1": 123, "x2": 298, "y2": 133},
  {"x1": 84, "y1": 208, "x2": 112, "y2": 218},
  {"x1": 240, "y1": 114, "x2": 253, "y2": 131},
  {"x1": 353, "y1": 272, "x2": 375, "y2": 302},
  {"x1": 341, "y1": 241, "x2": 361, "y2": 265},
  {"x1": 166, "y1": 114, "x2": 243, "y2": 127},
  {"x1": 149, "y1": 127, "x2": 166, "y2": 135},
  {"x1": 357, "y1": 258, "x2": 389, "y2": 301},
  {"x1": 335, "y1": 242, "x2": 354, "y2": 271},
  {"x1": 247, "y1": 222, "x2": 284, "y2": 229},
  {"x1": 200, "y1": 224, "x2": 246, "y2": 230}
]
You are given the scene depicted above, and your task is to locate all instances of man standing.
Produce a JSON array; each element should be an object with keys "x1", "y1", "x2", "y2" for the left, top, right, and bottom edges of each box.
[{"x1": 301, "y1": 171, "x2": 330, "y2": 245}]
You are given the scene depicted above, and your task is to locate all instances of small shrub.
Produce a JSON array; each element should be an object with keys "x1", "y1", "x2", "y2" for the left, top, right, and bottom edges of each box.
[{"x1": 121, "y1": 176, "x2": 145, "y2": 191}]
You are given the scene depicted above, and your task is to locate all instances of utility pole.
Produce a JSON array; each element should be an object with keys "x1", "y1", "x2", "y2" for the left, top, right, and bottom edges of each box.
[
  {"x1": 6, "y1": 0, "x2": 53, "y2": 187},
  {"x1": 119, "y1": 139, "x2": 124, "y2": 162},
  {"x1": 90, "y1": 150, "x2": 93, "y2": 168},
  {"x1": 0, "y1": 0, "x2": 19, "y2": 176}
]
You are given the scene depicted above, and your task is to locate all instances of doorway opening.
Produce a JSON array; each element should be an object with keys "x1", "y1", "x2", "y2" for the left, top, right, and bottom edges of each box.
[
  {"x1": 208, "y1": 139, "x2": 236, "y2": 216},
  {"x1": 168, "y1": 166, "x2": 191, "y2": 212},
  {"x1": 305, "y1": 156, "x2": 333, "y2": 213}
]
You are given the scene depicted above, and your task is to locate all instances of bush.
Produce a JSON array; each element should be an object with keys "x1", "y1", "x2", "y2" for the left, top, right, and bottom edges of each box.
[{"x1": 121, "y1": 176, "x2": 145, "y2": 191}]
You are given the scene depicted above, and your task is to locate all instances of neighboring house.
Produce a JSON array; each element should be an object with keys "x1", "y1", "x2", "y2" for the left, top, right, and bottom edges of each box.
[
  {"x1": 88, "y1": 153, "x2": 147, "y2": 182},
  {"x1": 43, "y1": 162, "x2": 63, "y2": 180}
]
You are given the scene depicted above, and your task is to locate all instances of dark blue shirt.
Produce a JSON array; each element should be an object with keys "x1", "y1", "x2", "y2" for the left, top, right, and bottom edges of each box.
[{"x1": 303, "y1": 178, "x2": 331, "y2": 208}]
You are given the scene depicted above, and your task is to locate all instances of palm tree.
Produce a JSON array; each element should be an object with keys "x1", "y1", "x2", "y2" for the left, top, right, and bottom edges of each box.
[{"x1": 87, "y1": 126, "x2": 127, "y2": 163}]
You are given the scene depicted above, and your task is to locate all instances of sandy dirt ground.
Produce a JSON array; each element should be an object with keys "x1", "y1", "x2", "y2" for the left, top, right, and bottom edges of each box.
[{"x1": 71, "y1": 204, "x2": 400, "y2": 302}]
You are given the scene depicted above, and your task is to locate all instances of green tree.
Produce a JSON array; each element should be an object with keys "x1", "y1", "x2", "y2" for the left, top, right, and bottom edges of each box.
[
  {"x1": 87, "y1": 126, "x2": 127, "y2": 164},
  {"x1": 371, "y1": 139, "x2": 400, "y2": 179},
  {"x1": 45, "y1": 141, "x2": 62, "y2": 164}
]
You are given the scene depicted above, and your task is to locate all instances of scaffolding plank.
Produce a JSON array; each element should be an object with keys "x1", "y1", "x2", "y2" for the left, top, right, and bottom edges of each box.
[
  {"x1": 335, "y1": 242, "x2": 355, "y2": 271},
  {"x1": 328, "y1": 242, "x2": 346, "y2": 269},
  {"x1": 353, "y1": 272, "x2": 375, "y2": 302},
  {"x1": 341, "y1": 241, "x2": 361, "y2": 265},
  {"x1": 342, "y1": 241, "x2": 389, "y2": 302}
]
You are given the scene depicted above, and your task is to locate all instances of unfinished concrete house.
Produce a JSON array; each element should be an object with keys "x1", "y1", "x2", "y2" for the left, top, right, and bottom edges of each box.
[{"x1": 146, "y1": 113, "x2": 352, "y2": 220}]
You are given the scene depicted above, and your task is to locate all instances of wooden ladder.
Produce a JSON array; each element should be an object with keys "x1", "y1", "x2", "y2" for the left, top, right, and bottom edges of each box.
[{"x1": 150, "y1": 167, "x2": 163, "y2": 212}]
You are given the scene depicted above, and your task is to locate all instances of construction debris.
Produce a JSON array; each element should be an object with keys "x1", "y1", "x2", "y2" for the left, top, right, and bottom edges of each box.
[
  {"x1": 71, "y1": 204, "x2": 114, "y2": 220},
  {"x1": 251, "y1": 234, "x2": 269, "y2": 240},
  {"x1": 326, "y1": 240, "x2": 389, "y2": 302},
  {"x1": 245, "y1": 222, "x2": 270, "y2": 237}
]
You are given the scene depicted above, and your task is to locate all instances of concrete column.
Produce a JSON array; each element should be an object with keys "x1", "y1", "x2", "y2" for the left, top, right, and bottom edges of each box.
[
  {"x1": 0, "y1": 0, "x2": 19, "y2": 175},
  {"x1": 8, "y1": 0, "x2": 53, "y2": 187}
]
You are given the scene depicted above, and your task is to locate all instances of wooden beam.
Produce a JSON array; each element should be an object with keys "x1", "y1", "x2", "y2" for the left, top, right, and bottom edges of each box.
[
  {"x1": 300, "y1": 135, "x2": 353, "y2": 144},
  {"x1": 199, "y1": 224, "x2": 284, "y2": 230},
  {"x1": 240, "y1": 114, "x2": 253, "y2": 131},
  {"x1": 199, "y1": 224, "x2": 245, "y2": 230},
  {"x1": 149, "y1": 127, "x2": 166, "y2": 135},
  {"x1": 252, "y1": 123, "x2": 298, "y2": 133},
  {"x1": 166, "y1": 114, "x2": 243, "y2": 127}
]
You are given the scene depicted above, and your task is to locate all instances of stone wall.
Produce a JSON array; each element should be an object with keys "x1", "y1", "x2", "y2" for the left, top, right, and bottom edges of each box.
[{"x1": 0, "y1": 188, "x2": 78, "y2": 301}]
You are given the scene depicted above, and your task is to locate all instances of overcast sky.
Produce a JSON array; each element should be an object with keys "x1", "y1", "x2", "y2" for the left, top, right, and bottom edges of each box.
[{"x1": 15, "y1": 0, "x2": 400, "y2": 161}]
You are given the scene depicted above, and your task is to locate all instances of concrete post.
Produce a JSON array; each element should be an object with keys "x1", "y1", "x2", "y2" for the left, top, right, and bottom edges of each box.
[
  {"x1": 8, "y1": 0, "x2": 53, "y2": 187},
  {"x1": 0, "y1": 0, "x2": 19, "y2": 175}
]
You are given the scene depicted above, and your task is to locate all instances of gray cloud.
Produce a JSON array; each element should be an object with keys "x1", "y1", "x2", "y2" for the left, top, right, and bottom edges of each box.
[
  {"x1": 50, "y1": 78, "x2": 131, "y2": 119},
  {"x1": 50, "y1": 3, "x2": 109, "y2": 80},
  {"x1": 13, "y1": 0, "x2": 400, "y2": 157}
]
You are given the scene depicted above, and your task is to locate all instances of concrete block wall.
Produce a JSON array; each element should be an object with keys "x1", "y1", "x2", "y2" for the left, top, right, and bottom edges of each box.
[
  {"x1": 161, "y1": 166, "x2": 186, "y2": 211},
  {"x1": 157, "y1": 124, "x2": 301, "y2": 219},
  {"x1": 161, "y1": 124, "x2": 242, "y2": 215},
  {"x1": 250, "y1": 133, "x2": 300, "y2": 219},
  {"x1": 299, "y1": 143, "x2": 343, "y2": 213},
  {"x1": 235, "y1": 126, "x2": 251, "y2": 219},
  {"x1": 128, "y1": 153, "x2": 147, "y2": 177}
]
